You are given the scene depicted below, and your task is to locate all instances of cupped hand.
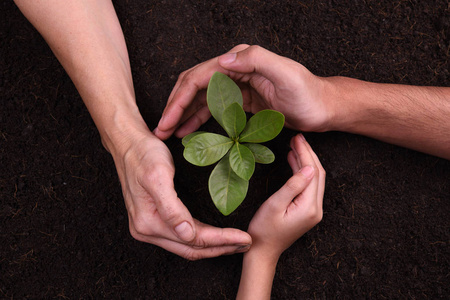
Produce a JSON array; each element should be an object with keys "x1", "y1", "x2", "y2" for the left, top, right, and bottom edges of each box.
[
  {"x1": 247, "y1": 134, "x2": 325, "y2": 260},
  {"x1": 111, "y1": 131, "x2": 251, "y2": 260},
  {"x1": 155, "y1": 45, "x2": 333, "y2": 140}
]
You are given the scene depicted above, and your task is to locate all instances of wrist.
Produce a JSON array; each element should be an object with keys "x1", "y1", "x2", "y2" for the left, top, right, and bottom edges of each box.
[
  {"x1": 321, "y1": 76, "x2": 374, "y2": 133},
  {"x1": 243, "y1": 245, "x2": 280, "y2": 268},
  {"x1": 237, "y1": 247, "x2": 279, "y2": 300},
  {"x1": 98, "y1": 102, "x2": 154, "y2": 158}
]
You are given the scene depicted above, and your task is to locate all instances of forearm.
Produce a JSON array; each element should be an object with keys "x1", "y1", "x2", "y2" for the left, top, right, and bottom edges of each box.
[
  {"x1": 14, "y1": 0, "x2": 150, "y2": 157},
  {"x1": 324, "y1": 76, "x2": 450, "y2": 159},
  {"x1": 236, "y1": 249, "x2": 279, "y2": 300}
]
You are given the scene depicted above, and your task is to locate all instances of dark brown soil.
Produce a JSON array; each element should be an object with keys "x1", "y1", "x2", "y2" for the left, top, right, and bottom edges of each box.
[{"x1": 1, "y1": 1, "x2": 449, "y2": 299}]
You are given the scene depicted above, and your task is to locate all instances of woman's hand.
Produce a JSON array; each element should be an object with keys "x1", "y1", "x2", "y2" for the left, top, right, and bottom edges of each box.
[{"x1": 112, "y1": 130, "x2": 252, "y2": 260}]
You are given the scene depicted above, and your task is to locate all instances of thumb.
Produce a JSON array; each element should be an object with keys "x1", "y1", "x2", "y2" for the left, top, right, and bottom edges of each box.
[
  {"x1": 267, "y1": 165, "x2": 315, "y2": 212},
  {"x1": 218, "y1": 45, "x2": 288, "y2": 86},
  {"x1": 146, "y1": 172, "x2": 196, "y2": 242}
]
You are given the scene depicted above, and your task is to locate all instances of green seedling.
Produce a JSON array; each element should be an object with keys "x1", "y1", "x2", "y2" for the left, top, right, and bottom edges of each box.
[{"x1": 182, "y1": 72, "x2": 285, "y2": 215}]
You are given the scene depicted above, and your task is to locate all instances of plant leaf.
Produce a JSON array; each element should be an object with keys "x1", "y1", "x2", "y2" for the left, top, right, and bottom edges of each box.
[
  {"x1": 183, "y1": 133, "x2": 233, "y2": 166},
  {"x1": 239, "y1": 110, "x2": 285, "y2": 143},
  {"x1": 182, "y1": 131, "x2": 207, "y2": 147},
  {"x1": 222, "y1": 102, "x2": 246, "y2": 139},
  {"x1": 207, "y1": 72, "x2": 243, "y2": 129},
  {"x1": 244, "y1": 143, "x2": 275, "y2": 164},
  {"x1": 229, "y1": 143, "x2": 255, "y2": 180},
  {"x1": 209, "y1": 154, "x2": 249, "y2": 216}
]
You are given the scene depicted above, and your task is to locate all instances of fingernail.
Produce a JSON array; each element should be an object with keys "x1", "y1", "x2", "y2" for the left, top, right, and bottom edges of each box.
[
  {"x1": 300, "y1": 165, "x2": 314, "y2": 178},
  {"x1": 175, "y1": 221, "x2": 195, "y2": 241},
  {"x1": 298, "y1": 133, "x2": 306, "y2": 141},
  {"x1": 235, "y1": 244, "x2": 251, "y2": 253},
  {"x1": 219, "y1": 52, "x2": 236, "y2": 65}
]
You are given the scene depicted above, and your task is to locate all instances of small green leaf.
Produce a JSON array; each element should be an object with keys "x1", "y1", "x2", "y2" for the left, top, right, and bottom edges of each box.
[
  {"x1": 182, "y1": 131, "x2": 207, "y2": 147},
  {"x1": 229, "y1": 143, "x2": 255, "y2": 180},
  {"x1": 209, "y1": 154, "x2": 249, "y2": 216},
  {"x1": 183, "y1": 133, "x2": 233, "y2": 166},
  {"x1": 239, "y1": 110, "x2": 285, "y2": 143},
  {"x1": 244, "y1": 143, "x2": 275, "y2": 164},
  {"x1": 222, "y1": 102, "x2": 246, "y2": 139},
  {"x1": 207, "y1": 72, "x2": 243, "y2": 129}
]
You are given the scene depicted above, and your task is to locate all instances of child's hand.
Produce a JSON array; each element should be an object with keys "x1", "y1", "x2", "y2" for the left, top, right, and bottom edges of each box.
[
  {"x1": 247, "y1": 134, "x2": 326, "y2": 261},
  {"x1": 237, "y1": 134, "x2": 325, "y2": 300}
]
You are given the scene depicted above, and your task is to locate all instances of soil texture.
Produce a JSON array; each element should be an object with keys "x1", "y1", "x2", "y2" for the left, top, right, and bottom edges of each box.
[{"x1": 1, "y1": 0, "x2": 449, "y2": 299}]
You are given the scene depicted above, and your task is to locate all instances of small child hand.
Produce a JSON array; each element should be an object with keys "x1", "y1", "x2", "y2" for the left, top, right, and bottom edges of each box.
[
  {"x1": 247, "y1": 134, "x2": 326, "y2": 261},
  {"x1": 236, "y1": 134, "x2": 325, "y2": 300}
]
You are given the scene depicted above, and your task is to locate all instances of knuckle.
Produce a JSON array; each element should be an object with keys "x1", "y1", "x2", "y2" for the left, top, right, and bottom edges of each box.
[
  {"x1": 307, "y1": 207, "x2": 323, "y2": 225},
  {"x1": 181, "y1": 249, "x2": 201, "y2": 261},
  {"x1": 160, "y1": 204, "x2": 179, "y2": 224},
  {"x1": 178, "y1": 70, "x2": 188, "y2": 80},
  {"x1": 141, "y1": 164, "x2": 171, "y2": 188},
  {"x1": 131, "y1": 214, "x2": 154, "y2": 237},
  {"x1": 235, "y1": 43, "x2": 250, "y2": 49},
  {"x1": 248, "y1": 45, "x2": 262, "y2": 56},
  {"x1": 181, "y1": 71, "x2": 196, "y2": 86},
  {"x1": 287, "y1": 172, "x2": 307, "y2": 190},
  {"x1": 319, "y1": 166, "x2": 326, "y2": 177},
  {"x1": 285, "y1": 177, "x2": 301, "y2": 192}
]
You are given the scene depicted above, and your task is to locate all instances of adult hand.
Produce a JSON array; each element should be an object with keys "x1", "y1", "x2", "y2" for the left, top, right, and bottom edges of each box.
[
  {"x1": 155, "y1": 45, "x2": 333, "y2": 140},
  {"x1": 247, "y1": 134, "x2": 325, "y2": 260},
  {"x1": 13, "y1": 0, "x2": 252, "y2": 260},
  {"x1": 111, "y1": 131, "x2": 252, "y2": 260}
]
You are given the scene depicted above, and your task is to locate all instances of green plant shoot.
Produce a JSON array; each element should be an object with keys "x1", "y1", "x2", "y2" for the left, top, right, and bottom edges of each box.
[{"x1": 182, "y1": 72, "x2": 285, "y2": 216}]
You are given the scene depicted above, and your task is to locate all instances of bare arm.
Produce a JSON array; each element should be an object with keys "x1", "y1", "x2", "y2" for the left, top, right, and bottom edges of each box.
[
  {"x1": 237, "y1": 251, "x2": 278, "y2": 300},
  {"x1": 156, "y1": 45, "x2": 450, "y2": 160},
  {"x1": 326, "y1": 77, "x2": 450, "y2": 159},
  {"x1": 14, "y1": 0, "x2": 251, "y2": 259},
  {"x1": 14, "y1": 0, "x2": 143, "y2": 154}
]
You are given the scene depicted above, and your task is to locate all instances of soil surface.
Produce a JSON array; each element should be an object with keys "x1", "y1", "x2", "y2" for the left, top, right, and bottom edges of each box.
[{"x1": 1, "y1": 0, "x2": 449, "y2": 299}]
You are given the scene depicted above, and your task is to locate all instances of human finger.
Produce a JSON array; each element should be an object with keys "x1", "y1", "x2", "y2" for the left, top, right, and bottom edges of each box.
[
  {"x1": 156, "y1": 44, "x2": 250, "y2": 138},
  {"x1": 290, "y1": 134, "x2": 320, "y2": 207},
  {"x1": 164, "y1": 44, "x2": 250, "y2": 117},
  {"x1": 140, "y1": 167, "x2": 196, "y2": 242},
  {"x1": 173, "y1": 104, "x2": 211, "y2": 138},
  {"x1": 287, "y1": 150, "x2": 300, "y2": 174},
  {"x1": 136, "y1": 220, "x2": 252, "y2": 261},
  {"x1": 165, "y1": 43, "x2": 249, "y2": 113},
  {"x1": 218, "y1": 45, "x2": 297, "y2": 87},
  {"x1": 265, "y1": 165, "x2": 315, "y2": 213},
  {"x1": 301, "y1": 137, "x2": 326, "y2": 210}
]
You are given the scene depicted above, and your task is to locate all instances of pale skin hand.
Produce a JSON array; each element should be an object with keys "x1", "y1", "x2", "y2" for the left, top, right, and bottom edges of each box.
[
  {"x1": 236, "y1": 134, "x2": 326, "y2": 300},
  {"x1": 14, "y1": 0, "x2": 251, "y2": 260},
  {"x1": 155, "y1": 44, "x2": 450, "y2": 160}
]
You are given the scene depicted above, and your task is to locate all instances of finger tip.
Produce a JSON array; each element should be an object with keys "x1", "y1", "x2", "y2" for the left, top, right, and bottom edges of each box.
[
  {"x1": 174, "y1": 221, "x2": 196, "y2": 242},
  {"x1": 218, "y1": 52, "x2": 237, "y2": 66},
  {"x1": 153, "y1": 127, "x2": 170, "y2": 141},
  {"x1": 236, "y1": 244, "x2": 251, "y2": 253},
  {"x1": 297, "y1": 133, "x2": 306, "y2": 141}
]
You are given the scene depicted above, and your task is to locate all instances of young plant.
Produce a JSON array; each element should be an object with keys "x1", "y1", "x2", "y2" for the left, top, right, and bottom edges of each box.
[{"x1": 182, "y1": 72, "x2": 285, "y2": 216}]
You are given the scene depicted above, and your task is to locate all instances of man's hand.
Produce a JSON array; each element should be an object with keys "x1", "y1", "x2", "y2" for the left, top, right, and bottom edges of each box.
[
  {"x1": 155, "y1": 45, "x2": 333, "y2": 140},
  {"x1": 112, "y1": 132, "x2": 252, "y2": 260}
]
